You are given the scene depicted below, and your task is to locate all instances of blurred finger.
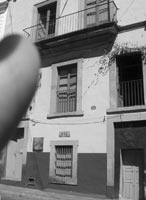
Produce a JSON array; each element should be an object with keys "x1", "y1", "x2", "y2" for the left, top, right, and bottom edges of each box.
[{"x1": 0, "y1": 34, "x2": 41, "y2": 150}]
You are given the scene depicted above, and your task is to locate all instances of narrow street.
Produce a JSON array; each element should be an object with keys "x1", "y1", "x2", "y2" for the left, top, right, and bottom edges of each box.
[{"x1": 0, "y1": 184, "x2": 111, "y2": 200}]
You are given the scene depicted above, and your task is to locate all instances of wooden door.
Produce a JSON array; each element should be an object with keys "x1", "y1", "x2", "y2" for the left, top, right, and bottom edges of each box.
[
  {"x1": 15, "y1": 136, "x2": 24, "y2": 179},
  {"x1": 5, "y1": 129, "x2": 24, "y2": 181},
  {"x1": 5, "y1": 140, "x2": 17, "y2": 179},
  {"x1": 120, "y1": 149, "x2": 144, "y2": 200},
  {"x1": 122, "y1": 166, "x2": 139, "y2": 200}
]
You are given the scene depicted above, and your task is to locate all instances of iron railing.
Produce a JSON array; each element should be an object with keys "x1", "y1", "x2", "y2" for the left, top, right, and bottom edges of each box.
[
  {"x1": 23, "y1": 1, "x2": 117, "y2": 41},
  {"x1": 56, "y1": 89, "x2": 76, "y2": 113},
  {"x1": 117, "y1": 79, "x2": 144, "y2": 107},
  {"x1": 55, "y1": 146, "x2": 73, "y2": 178}
]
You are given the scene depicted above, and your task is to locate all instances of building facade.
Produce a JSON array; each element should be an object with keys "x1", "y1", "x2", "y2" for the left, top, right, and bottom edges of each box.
[
  {"x1": 0, "y1": 0, "x2": 146, "y2": 199},
  {"x1": 107, "y1": 27, "x2": 146, "y2": 199}
]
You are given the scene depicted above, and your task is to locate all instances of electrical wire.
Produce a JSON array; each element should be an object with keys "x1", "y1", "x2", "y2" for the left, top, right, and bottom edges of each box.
[
  {"x1": 28, "y1": 114, "x2": 124, "y2": 126},
  {"x1": 59, "y1": 0, "x2": 69, "y2": 17},
  {"x1": 118, "y1": 0, "x2": 136, "y2": 20}
]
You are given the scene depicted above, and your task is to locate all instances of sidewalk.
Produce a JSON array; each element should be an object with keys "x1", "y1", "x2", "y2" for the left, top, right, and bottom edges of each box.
[{"x1": 0, "y1": 184, "x2": 112, "y2": 200}]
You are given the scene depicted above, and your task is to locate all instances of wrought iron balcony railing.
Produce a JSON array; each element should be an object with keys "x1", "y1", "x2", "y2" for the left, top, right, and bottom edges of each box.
[
  {"x1": 56, "y1": 89, "x2": 77, "y2": 113},
  {"x1": 23, "y1": 1, "x2": 117, "y2": 42},
  {"x1": 117, "y1": 79, "x2": 145, "y2": 107}
]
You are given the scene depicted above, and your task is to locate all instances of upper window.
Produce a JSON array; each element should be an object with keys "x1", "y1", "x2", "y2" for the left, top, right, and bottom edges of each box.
[
  {"x1": 36, "y1": 1, "x2": 57, "y2": 40},
  {"x1": 85, "y1": 0, "x2": 108, "y2": 26},
  {"x1": 116, "y1": 52, "x2": 144, "y2": 107},
  {"x1": 57, "y1": 64, "x2": 77, "y2": 113},
  {"x1": 48, "y1": 59, "x2": 83, "y2": 118}
]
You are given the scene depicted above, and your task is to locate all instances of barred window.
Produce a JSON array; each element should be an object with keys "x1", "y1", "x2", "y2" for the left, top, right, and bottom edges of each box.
[
  {"x1": 49, "y1": 59, "x2": 83, "y2": 119},
  {"x1": 49, "y1": 141, "x2": 78, "y2": 185},
  {"x1": 57, "y1": 64, "x2": 77, "y2": 113},
  {"x1": 36, "y1": 1, "x2": 57, "y2": 40},
  {"x1": 55, "y1": 146, "x2": 73, "y2": 178}
]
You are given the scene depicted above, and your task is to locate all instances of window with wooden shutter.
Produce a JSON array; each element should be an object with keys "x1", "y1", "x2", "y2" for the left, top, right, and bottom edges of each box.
[
  {"x1": 37, "y1": 1, "x2": 57, "y2": 40},
  {"x1": 49, "y1": 141, "x2": 78, "y2": 185},
  {"x1": 86, "y1": 0, "x2": 97, "y2": 26},
  {"x1": 57, "y1": 64, "x2": 77, "y2": 113},
  {"x1": 85, "y1": 0, "x2": 108, "y2": 26},
  {"x1": 55, "y1": 146, "x2": 73, "y2": 179},
  {"x1": 48, "y1": 59, "x2": 83, "y2": 119}
]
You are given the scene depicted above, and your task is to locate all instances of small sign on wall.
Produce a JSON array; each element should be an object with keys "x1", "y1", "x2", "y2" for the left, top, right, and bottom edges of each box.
[
  {"x1": 59, "y1": 131, "x2": 70, "y2": 137},
  {"x1": 33, "y1": 137, "x2": 44, "y2": 152}
]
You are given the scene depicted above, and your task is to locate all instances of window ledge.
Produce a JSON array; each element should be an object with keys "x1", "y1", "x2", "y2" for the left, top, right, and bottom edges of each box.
[
  {"x1": 47, "y1": 111, "x2": 84, "y2": 119},
  {"x1": 49, "y1": 176, "x2": 77, "y2": 185},
  {"x1": 107, "y1": 105, "x2": 146, "y2": 115}
]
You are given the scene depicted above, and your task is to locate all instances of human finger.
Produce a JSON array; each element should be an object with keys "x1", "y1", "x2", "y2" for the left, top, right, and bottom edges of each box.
[{"x1": 0, "y1": 34, "x2": 41, "y2": 150}]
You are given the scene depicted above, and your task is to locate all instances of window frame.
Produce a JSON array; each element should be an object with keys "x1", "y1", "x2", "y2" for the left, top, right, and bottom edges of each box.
[
  {"x1": 48, "y1": 59, "x2": 84, "y2": 119},
  {"x1": 108, "y1": 51, "x2": 146, "y2": 111},
  {"x1": 33, "y1": 137, "x2": 44, "y2": 152},
  {"x1": 49, "y1": 140, "x2": 78, "y2": 185},
  {"x1": 57, "y1": 64, "x2": 77, "y2": 113},
  {"x1": 33, "y1": 0, "x2": 60, "y2": 41}
]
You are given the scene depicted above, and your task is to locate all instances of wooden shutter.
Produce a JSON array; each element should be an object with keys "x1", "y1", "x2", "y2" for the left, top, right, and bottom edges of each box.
[
  {"x1": 55, "y1": 146, "x2": 73, "y2": 183},
  {"x1": 86, "y1": 0, "x2": 97, "y2": 26},
  {"x1": 57, "y1": 65, "x2": 77, "y2": 113},
  {"x1": 98, "y1": 0, "x2": 108, "y2": 23},
  {"x1": 85, "y1": 0, "x2": 109, "y2": 26}
]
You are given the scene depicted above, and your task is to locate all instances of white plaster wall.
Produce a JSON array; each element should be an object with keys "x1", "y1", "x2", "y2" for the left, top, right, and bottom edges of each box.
[
  {"x1": 4, "y1": 0, "x2": 146, "y2": 155},
  {"x1": 116, "y1": 28, "x2": 146, "y2": 47},
  {"x1": 115, "y1": 0, "x2": 146, "y2": 26},
  {"x1": 58, "y1": 0, "x2": 79, "y2": 35},
  {"x1": 114, "y1": 0, "x2": 146, "y2": 47},
  {"x1": 4, "y1": 0, "x2": 80, "y2": 37},
  {"x1": 27, "y1": 56, "x2": 109, "y2": 154},
  {"x1": 0, "y1": 0, "x2": 8, "y2": 40},
  {"x1": 33, "y1": 67, "x2": 51, "y2": 118},
  {"x1": 0, "y1": 9, "x2": 7, "y2": 40},
  {"x1": 59, "y1": 0, "x2": 78, "y2": 16},
  {"x1": 28, "y1": 121, "x2": 107, "y2": 153},
  {"x1": 2, "y1": 0, "x2": 109, "y2": 154}
]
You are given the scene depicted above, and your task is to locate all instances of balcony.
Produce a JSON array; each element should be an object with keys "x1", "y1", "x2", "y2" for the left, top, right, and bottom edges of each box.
[
  {"x1": 117, "y1": 79, "x2": 144, "y2": 107},
  {"x1": 23, "y1": 1, "x2": 117, "y2": 41},
  {"x1": 23, "y1": 1, "x2": 118, "y2": 66}
]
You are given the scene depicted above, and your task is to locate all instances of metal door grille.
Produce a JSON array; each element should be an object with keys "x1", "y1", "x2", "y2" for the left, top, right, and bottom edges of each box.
[{"x1": 55, "y1": 146, "x2": 73, "y2": 178}]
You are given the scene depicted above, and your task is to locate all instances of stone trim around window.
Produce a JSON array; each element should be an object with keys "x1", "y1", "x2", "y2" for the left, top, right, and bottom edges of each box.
[
  {"x1": 49, "y1": 140, "x2": 78, "y2": 185},
  {"x1": 109, "y1": 54, "x2": 146, "y2": 110},
  {"x1": 48, "y1": 59, "x2": 84, "y2": 119}
]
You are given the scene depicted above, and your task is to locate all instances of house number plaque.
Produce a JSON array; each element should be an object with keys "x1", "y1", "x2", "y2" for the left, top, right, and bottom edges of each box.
[{"x1": 59, "y1": 131, "x2": 70, "y2": 137}]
